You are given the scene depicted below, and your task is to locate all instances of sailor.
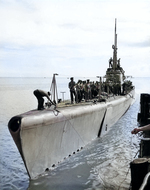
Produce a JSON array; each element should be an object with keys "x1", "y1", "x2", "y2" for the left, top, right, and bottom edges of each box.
[
  {"x1": 131, "y1": 124, "x2": 150, "y2": 134},
  {"x1": 68, "y1": 77, "x2": 76, "y2": 104},
  {"x1": 83, "y1": 81, "x2": 88, "y2": 102},
  {"x1": 91, "y1": 81, "x2": 97, "y2": 98},
  {"x1": 117, "y1": 58, "x2": 121, "y2": 68},
  {"x1": 109, "y1": 57, "x2": 113, "y2": 68},
  {"x1": 76, "y1": 80, "x2": 82, "y2": 103},
  {"x1": 87, "y1": 79, "x2": 91, "y2": 100},
  {"x1": 33, "y1": 89, "x2": 54, "y2": 110}
]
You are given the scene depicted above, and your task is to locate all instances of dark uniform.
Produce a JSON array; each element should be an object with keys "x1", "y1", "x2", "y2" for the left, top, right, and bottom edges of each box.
[
  {"x1": 68, "y1": 77, "x2": 76, "y2": 104},
  {"x1": 33, "y1": 89, "x2": 52, "y2": 110}
]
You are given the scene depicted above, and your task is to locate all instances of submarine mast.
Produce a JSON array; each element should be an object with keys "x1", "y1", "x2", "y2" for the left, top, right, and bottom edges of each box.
[
  {"x1": 112, "y1": 18, "x2": 118, "y2": 70},
  {"x1": 105, "y1": 18, "x2": 125, "y2": 94}
]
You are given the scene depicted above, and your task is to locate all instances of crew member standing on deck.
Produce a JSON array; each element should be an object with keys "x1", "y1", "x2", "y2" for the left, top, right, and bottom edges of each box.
[
  {"x1": 33, "y1": 89, "x2": 54, "y2": 110},
  {"x1": 68, "y1": 77, "x2": 76, "y2": 104}
]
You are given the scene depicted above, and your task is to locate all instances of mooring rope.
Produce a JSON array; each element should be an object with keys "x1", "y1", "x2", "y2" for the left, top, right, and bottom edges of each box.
[{"x1": 56, "y1": 108, "x2": 105, "y2": 169}]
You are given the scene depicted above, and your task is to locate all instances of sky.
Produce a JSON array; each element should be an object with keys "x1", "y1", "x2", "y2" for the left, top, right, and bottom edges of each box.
[{"x1": 0, "y1": 0, "x2": 150, "y2": 78}]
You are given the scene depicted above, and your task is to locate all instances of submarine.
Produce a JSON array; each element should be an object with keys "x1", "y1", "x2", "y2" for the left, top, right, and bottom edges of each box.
[{"x1": 8, "y1": 19, "x2": 135, "y2": 179}]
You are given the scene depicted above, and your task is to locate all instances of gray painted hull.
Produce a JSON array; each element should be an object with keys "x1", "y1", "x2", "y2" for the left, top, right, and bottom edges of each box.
[{"x1": 8, "y1": 90, "x2": 135, "y2": 179}]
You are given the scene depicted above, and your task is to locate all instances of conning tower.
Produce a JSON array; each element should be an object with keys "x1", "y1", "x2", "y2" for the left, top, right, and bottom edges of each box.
[{"x1": 106, "y1": 19, "x2": 125, "y2": 88}]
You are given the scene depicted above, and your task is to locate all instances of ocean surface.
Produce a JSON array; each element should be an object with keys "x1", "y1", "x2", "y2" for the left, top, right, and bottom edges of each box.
[{"x1": 0, "y1": 77, "x2": 150, "y2": 190}]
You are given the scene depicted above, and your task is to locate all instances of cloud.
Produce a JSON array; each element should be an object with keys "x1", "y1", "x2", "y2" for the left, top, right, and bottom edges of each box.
[
  {"x1": 0, "y1": 0, "x2": 150, "y2": 77},
  {"x1": 130, "y1": 39, "x2": 150, "y2": 48}
]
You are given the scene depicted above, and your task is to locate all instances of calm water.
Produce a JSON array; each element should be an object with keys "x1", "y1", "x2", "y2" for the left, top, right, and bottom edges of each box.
[{"x1": 0, "y1": 77, "x2": 150, "y2": 190}]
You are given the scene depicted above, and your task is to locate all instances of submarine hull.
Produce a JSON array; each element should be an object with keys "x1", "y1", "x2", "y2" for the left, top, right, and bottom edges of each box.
[{"x1": 8, "y1": 91, "x2": 134, "y2": 179}]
